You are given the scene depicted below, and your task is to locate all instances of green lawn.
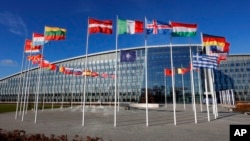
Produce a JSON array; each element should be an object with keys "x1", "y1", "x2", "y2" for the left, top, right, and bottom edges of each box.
[{"x1": 0, "y1": 103, "x2": 61, "y2": 113}]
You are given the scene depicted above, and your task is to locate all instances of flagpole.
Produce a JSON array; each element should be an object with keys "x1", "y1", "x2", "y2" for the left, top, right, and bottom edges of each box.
[
  {"x1": 144, "y1": 17, "x2": 149, "y2": 127},
  {"x1": 170, "y1": 36, "x2": 176, "y2": 125},
  {"x1": 181, "y1": 65, "x2": 185, "y2": 110},
  {"x1": 19, "y1": 56, "x2": 29, "y2": 116},
  {"x1": 190, "y1": 47, "x2": 197, "y2": 124},
  {"x1": 21, "y1": 53, "x2": 32, "y2": 121},
  {"x1": 52, "y1": 68, "x2": 56, "y2": 110},
  {"x1": 34, "y1": 35, "x2": 45, "y2": 123},
  {"x1": 201, "y1": 32, "x2": 210, "y2": 122},
  {"x1": 82, "y1": 17, "x2": 89, "y2": 126},
  {"x1": 114, "y1": 15, "x2": 118, "y2": 127},
  {"x1": 203, "y1": 33, "x2": 217, "y2": 119},
  {"x1": 15, "y1": 41, "x2": 26, "y2": 120},
  {"x1": 164, "y1": 73, "x2": 167, "y2": 107}
]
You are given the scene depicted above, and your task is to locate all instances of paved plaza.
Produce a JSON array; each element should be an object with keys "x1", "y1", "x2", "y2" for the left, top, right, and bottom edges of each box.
[{"x1": 0, "y1": 104, "x2": 249, "y2": 141}]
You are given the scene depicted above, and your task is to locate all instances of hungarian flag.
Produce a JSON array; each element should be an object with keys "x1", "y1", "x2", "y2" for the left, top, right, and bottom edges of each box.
[
  {"x1": 170, "y1": 21, "x2": 197, "y2": 37},
  {"x1": 118, "y1": 19, "x2": 143, "y2": 34},
  {"x1": 32, "y1": 33, "x2": 45, "y2": 46},
  {"x1": 164, "y1": 68, "x2": 173, "y2": 76},
  {"x1": 24, "y1": 39, "x2": 41, "y2": 53},
  {"x1": 45, "y1": 26, "x2": 66, "y2": 40},
  {"x1": 202, "y1": 33, "x2": 226, "y2": 47},
  {"x1": 88, "y1": 18, "x2": 112, "y2": 34}
]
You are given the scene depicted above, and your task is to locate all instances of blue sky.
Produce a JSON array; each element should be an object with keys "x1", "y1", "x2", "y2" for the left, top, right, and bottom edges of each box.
[{"x1": 0, "y1": 0, "x2": 250, "y2": 79}]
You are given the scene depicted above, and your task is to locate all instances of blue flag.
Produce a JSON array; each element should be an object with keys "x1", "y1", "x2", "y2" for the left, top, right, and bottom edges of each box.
[
  {"x1": 120, "y1": 50, "x2": 136, "y2": 62},
  {"x1": 192, "y1": 54, "x2": 218, "y2": 69},
  {"x1": 146, "y1": 19, "x2": 172, "y2": 34}
]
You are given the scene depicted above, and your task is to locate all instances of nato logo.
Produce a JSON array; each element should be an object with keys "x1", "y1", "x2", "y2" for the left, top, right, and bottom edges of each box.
[
  {"x1": 120, "y1": 50, "x2": 136, "y2": 62},
  {"x1": 230, "y1": 125, "x2": 250, "y2": 141}
]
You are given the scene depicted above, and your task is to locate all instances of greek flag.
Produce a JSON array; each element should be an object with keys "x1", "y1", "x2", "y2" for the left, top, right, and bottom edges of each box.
[{"x1": 192, "y1": 54, "x2": 218, "y2": 69}]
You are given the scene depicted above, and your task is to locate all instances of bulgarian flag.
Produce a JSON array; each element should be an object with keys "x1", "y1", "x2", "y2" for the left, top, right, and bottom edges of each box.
[
  {"x1": 170, "y1": 21, "x2": 197, "y2": 37},
  {"x1": 118, "y1": 19, "x2": 143, "y2": 34},
  {"x1": 45, "y1": 26, "x2": 66, "y2": 40}
]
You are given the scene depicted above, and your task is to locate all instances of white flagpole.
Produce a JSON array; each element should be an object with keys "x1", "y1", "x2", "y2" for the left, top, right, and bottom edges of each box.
[
  {"x1": 181, "y1": 65, "x2": 185, "y2": 110},
  {"x1": 170, "y1": 37, "x2": 176, "y2": 125},
  {"x1": 61, "y1": 70, "x2": 65, "y2": 110},
  {"x1": 204, "y1": 68, "x2": 210, "y2": 122},
  {"x1": 231, "y1": 89, "x2": 235, "y2": 106},
  {"x1": 201, "y1": 32, "x2": 210, "y2": 122},
  {"x1": 190, "y1": 47, "x2": 197, "y2": 124},
  {"x1": 15, "y1": 42, "x2": 26, "y2": 120},
  {"x1": 197, "y1": 68, "x2": 203, "y2": 112},
  {"x1": 34, "y1": 35, "x2": 45, "y2": 123},
  {"x1": 164, "y1": 73, "x2": 167, "y2": 107},
  {"x1": 21, "y1": 54, "x2": 32, "y2": 121},
  {"x1": 52, "y1": 69, "x2": 56, "y2": 110},
  {"x1": 19, "y1": 56, "x2": 29, "y2": 116},
  {"x1": 144, "y1": 17, "x2": 149, "y2": 127},
  {"x1": 82, "y1": 17, "x2": 89, "y2": 126},
  {"x1": 114, "y1": 15, "x2": 118, "y2": 127}
]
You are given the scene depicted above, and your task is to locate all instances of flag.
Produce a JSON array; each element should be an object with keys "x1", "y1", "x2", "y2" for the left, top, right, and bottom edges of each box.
[
  {"x1": 223, "y1": 42, "x2": 230, "y2": 53},
  {"x1": 118, "y1": 19, "x2": 143, "y2": 34},
  {"x1": 27, "y1": 54, "x2": 43, "y2": 61},
  {"x1": 48, "y1": 64, "x2": 57, "y2": 71},
  {"x1": 192, "y1": 54, "x2": 218, "y2": 69},
  {"x1": 217, "y1": 53, "x2": 228, "y2": 64},
  {"x1": 64, "y1": 67, "x2": 74, "y2": 74},
  {"x1": 101, "y1": 73, "x2": 108, "y2": 78},
  {"x1": 177, "y1": 68, "x2": 189, "y2": 74},
  {"x1": 164, "y1": 68, "x2": 173, "y2": 76},
  {"x1": 88, "y1": 18, "x2": 112, "y2": 34},
  {"x1": 91, "y1": 71, "x2": 99, "y2": 77},
  {"x1": 73, "y1": 69, "x2": 82, "y2": 76},
  {"x1": 32, "y1": 33, "x2": 45, "y2": 46},
  {"x1": 202, "y1": 33, "x2": 226, "y2": 47},
  {"x1": 170, "y1": 21, "x2": 197, "y2": 37},
  {"x1": 120, "y1": 50, "x2": 136, "y2": 62},
  {"x1": 39, "y1": 60, "x2": 50, "y2": 68},
  {"x1": 24, "y1": 39, "x2": 41, "y2": 53},
  {"x1": 59, "y1": 66, "x2": 65, "y2": 73},
  {"x1": 146, "y1": 19, "x2": 172, "y2": 34},
  {"x1": 82, "y1": 70, "x2": 92, "y2": 76},
  {"x1": 45, "y1": 26, "x2": 66, "y2": 40}
]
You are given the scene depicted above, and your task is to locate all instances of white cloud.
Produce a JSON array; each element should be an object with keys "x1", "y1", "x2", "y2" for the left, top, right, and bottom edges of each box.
[
  {"x1": 0, "y1": 11, "x2": 28, "y2": 36},
  {"x1": 0, "y1": 59, "x2": 18, "y2": 66}
]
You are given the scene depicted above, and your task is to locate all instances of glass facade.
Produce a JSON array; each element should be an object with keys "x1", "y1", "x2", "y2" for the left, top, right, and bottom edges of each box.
[
  {"x1": 0, "y1": 45, "x2": 203, "y2": 104},
  {"x1": 215, "y1": 55, "x2": 250, "y2": 101}
]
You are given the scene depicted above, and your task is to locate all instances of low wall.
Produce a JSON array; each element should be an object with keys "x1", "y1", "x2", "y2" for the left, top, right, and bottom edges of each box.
[{"x1": 129, "y1": 103, "x2": 159, "y2": 109}]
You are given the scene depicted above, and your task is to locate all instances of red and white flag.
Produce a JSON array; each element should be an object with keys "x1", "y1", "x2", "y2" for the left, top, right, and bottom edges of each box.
[{"x1": 88, "y1": 18, "x2": 112, "y2": 34}]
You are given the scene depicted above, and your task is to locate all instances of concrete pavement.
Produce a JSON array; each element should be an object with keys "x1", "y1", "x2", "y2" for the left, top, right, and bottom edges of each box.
[{"x1": 0, "y1": 104, "x2": 249, "y2": 141}]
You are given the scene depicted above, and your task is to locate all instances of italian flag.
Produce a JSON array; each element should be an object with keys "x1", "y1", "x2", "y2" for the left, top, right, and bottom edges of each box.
[
  {"x1": 118, "y1": 19, "x2": 143, "y2": 34},
  {"x1": 170, "y1": 21, "x2": 197, "y2": 37}
]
